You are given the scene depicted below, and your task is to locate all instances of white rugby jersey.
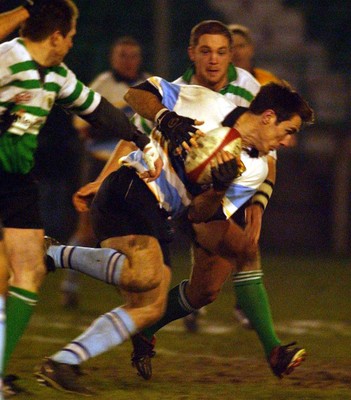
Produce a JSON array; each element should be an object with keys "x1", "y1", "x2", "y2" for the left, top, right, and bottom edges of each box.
[
  {"x1": 0, "y1": 38, "x2": 101, "y2": 174},
  {"x1": 122, "y1": 78, "x2": 268, "y2": 219},
  {"x1": 132, "y1": 63, "x2": 260, "y2": 135}
]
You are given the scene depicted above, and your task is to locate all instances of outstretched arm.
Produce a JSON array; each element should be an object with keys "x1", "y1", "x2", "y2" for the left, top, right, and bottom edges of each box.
[
  {"x1": 125, "y1": 85, "x2": 204, "y2": 151},
  {"x1": 0, "y1": 7, "x2": 29, "y2": 41}
]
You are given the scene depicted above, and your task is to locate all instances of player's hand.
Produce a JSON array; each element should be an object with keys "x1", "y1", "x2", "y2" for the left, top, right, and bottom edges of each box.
[
  {"x1": 211, "y1": 150, "x2": 244, "y2": 192},
  {"x1": 72, "y1": 181, "x2": 101, "y2": 212},
  {"x1": 156, "y1": 109, "x2": 204, "y2": 152},
  {"x1": 139, "y1": 140, "x2": 163, "y2": 182},
  {"x1": 244, "y1": 203, "x2": 263, "y2": 244}
]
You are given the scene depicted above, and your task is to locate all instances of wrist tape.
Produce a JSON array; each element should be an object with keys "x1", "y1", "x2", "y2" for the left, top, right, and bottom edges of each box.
[{"x1": 251, "y1": 179, "x2": 274, "y2": 211}]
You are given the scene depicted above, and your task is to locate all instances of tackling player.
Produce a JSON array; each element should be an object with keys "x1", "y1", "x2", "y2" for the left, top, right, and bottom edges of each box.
[
  {"x1": 36, "y1": 81, "x2": 314, "y2": 395},
  {"x1": 0, "y1": 0, "x2": 159, "y2": 395}
]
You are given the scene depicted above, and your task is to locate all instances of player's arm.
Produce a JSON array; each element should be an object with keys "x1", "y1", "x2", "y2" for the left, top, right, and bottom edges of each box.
[
  {"x1": 125, "y1": 82, "x2": 204, "y2": 151},
  {"x1": 0, "y1": 7, "x2": 29, "y2": 41},
  {"x1": 244, "y1": 154, "x2": 276, "y2": 244},
  {"x1": 73, "y1": 140, "x2": 138, "y2": 212},
  {"x1": 188, "y1": 151, "x2": 241, "y2": 223},
  {"x1": 125, "y1": 86, "x2": 164, "y2": 121},
  {"x1": 82, "y1": 96, "x2": 161, "y2": 177}
]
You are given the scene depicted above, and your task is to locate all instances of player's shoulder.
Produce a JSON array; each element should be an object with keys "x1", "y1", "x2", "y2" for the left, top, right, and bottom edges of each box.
[
  {"x1": 231, "y1": 66, "x2": 260, "y2": 87},
  {"x1": 0, "y1": 37, "x2": 22, "y2": 61},
  {"x1": 0, "y1": 38, "x2": 26, "y2": 84},
  {"x1": 0, "y1": 37, "x2": 18, "y2": 51}
]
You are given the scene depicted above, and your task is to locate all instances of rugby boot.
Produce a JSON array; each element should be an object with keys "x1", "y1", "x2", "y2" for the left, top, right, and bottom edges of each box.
[
  {"x1": 131, "y1": 333, "x2": 156, "y2": 380},
  {"x1": 35, "y1": 357, "x2": 94, "y2": 396},
  {"x1": 269, "y1": 342, "x2": 306, "y2": 378}
]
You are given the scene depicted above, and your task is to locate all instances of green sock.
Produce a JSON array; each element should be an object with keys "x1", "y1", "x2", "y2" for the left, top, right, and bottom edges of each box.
[
  {"x1": 143, "y1": 280, "x2": 196, "y2": 340},
  {"x1": 233, "y1": 271, "x2": 280, "y2": 358},
  {"x1": 4, "y1": 286, "x2": 38, "y2": 369}
]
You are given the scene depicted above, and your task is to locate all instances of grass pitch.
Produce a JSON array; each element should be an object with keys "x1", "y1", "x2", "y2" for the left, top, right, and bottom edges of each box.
[{"x1": 8, "y1": 249, "x2": 351, "y2": 399}]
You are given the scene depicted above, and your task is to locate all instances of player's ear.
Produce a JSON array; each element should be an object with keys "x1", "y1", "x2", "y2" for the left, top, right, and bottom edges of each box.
[
  {"x1": 262, "y1": 109, "x2": 276, "y2": 125},
  {"x1": 188, "y1": 46, "x2": 195, "y2": 62},
  {"x1": 50, "y1": 30, "x2": 63, "y2": 46}
]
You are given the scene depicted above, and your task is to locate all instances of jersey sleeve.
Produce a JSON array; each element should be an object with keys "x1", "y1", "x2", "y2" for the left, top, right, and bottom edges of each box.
[
  {"x1": 55, "y1": 64, "x2": 101, "y2": 116},
  {"x1": 222, "y1": 153, "x2": 269, "y2": 218},
  {"x1": 130, "y1": 76, "x2": 181, "y2": 136}
]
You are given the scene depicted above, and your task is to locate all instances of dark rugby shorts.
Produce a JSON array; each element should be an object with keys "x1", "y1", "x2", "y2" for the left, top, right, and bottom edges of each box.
[
  {"x1": 0, "y1": 172, "x2": 42, "y2": 229},
  {"x1": 90, "y1": 166, "x2": 172, "y2": 266}
]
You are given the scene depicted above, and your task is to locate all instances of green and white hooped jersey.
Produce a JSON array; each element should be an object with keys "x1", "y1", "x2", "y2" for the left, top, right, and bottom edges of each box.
[
  {"x1": 175, "y1": 64, "x2": 260, "y2": 106},
  {"x1": 0, "y1": 38, "x2": 101, "y2": 174}
]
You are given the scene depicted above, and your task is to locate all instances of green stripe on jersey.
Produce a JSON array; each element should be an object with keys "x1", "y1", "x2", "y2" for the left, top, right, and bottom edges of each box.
[
  {"x1": 220, "y1": 84, "x2": 255, "y2": 102},
  {"x1": 11, "y1": 103, "x2": 50, "y2": 117},
  {"x1": 0, "y1": 102, "x2": 49, "y2": 117},
  {"x1": 43, "y1": 82, "x2": 61, "y2": 93},
  {"x1": 70, "y1": 89, "x2": 95, "y2": 112},
  {"x1": 10, "y1": 60, "x2": 37, "y2": 74},
  {"x1": 56, "y1": 81, "x2": 83, "y2": 105},
  {"x1": 8, "y1": 79, "x2": 41, "y2": 89},
  {"x1": 47, "y1": 65, "x2": 68, "y2": 78},
  {"x1": 140, "y1": 117, "x2": 152, "y2": 135}
]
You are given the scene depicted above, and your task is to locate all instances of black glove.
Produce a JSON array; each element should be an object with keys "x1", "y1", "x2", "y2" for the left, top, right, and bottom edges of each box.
[
  {"x1": 156, "y1": 109, "x2": 198, "y2": 149},
  {"x1": 131, "y1": 129, "x2": 150, "y2": 150},
  {"x1": 211, "y1": 158, "x2": 240, "y2": 192}
]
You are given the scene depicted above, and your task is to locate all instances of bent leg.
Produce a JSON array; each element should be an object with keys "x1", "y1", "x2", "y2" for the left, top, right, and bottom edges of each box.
[
  {"x1": 50, "y1": 234, "x2": 170, "y2": 365},
  {"x1": 142, "y1": 237, "x2": 234, "y2": 340}
]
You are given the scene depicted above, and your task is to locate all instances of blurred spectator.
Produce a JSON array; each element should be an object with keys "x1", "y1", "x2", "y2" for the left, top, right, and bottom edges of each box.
[
  {"x1": 61, "y1": 36, "x2": 151, "y2": 307},
  {"x1": 229, "y1": 24, "x2": 281, "y2": 85}
]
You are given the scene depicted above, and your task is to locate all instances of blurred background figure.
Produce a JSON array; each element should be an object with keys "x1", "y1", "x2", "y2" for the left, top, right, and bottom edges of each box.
[
  {"x1": 229, "y1": 23, "x2": 281, "y2": 85},
  {"x1": 60, "y1": 36, "x2": 151, "y2": 308}
]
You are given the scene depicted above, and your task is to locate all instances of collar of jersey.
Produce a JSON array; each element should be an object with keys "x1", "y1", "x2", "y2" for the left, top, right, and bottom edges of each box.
[{"x1": 182, "y1": 63, "x2": 238, "y2": 87}]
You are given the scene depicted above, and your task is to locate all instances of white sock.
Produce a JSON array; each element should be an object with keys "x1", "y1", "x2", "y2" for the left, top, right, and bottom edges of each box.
[
  {"x1": 48, "y1": 246, "x2": 125, "y2": 285},
  {"x1": 51, "y1": 307, "x2": 136, "y2": 364}
]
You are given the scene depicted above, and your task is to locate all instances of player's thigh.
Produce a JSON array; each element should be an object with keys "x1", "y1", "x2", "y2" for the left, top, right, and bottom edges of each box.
[
  {"x1": 192, "y1": 220, "x2": 231, "y2": 254},
  {"x1": 102, "y1": 235, "x2": 164, "y2": 292},
  {"x1": 121, "y1": 264, "x2": 171, "y2": 310},
  {"x1": 189, "y1": 245, "x2": 233, "y2": 294},
  {"x1": 193, "y1": 219, "x2": 255, "y2": 259}
]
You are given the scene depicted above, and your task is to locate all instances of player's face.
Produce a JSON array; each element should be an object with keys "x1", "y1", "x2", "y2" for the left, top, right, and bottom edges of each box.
[
  {"x1": 111, "y1": 44, "x2": 142, "y2": 80},
  {"x1": 188, "y1": 34, "x2": 232, "y2": 92},
  {"x1": 231, "y1": 34, "x2": 254, "y2": 70},
  {"x1": 257, "y1": 112, "x2": 301, "y2": 154}
]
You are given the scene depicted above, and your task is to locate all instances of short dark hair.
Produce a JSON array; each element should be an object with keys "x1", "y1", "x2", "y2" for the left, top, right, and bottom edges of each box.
[
  {"x1": 249, "y1": 81, "x2": 314, "y2": 126},
  {"x1": 21, "y1": 0, "x2": 78, "y2": 41},
  {"x1": 189, "y1": 20, "x2": 233, "y2": 48},
  {"x1": 112, "y1": 36, "x2": 141, "y2": 49}
]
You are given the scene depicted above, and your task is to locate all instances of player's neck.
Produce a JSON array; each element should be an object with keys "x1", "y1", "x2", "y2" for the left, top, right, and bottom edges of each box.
[
  {"x1": 22, "y1": 38, "x2": 56, "y2": 67},
  {"x1": 234, "y1": 112, "x2": 260, "y2": 148}
]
